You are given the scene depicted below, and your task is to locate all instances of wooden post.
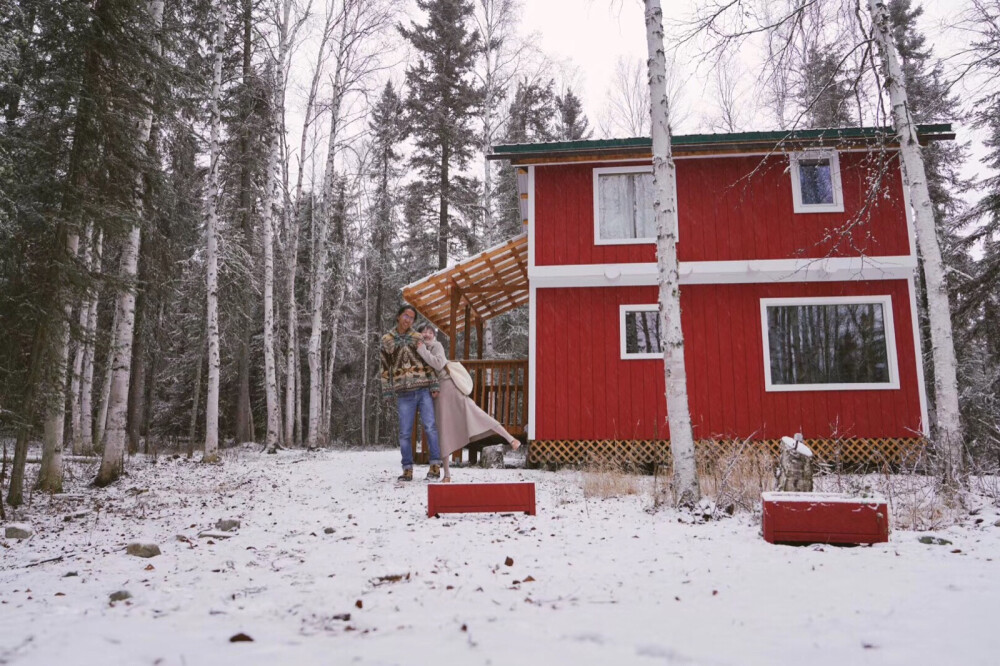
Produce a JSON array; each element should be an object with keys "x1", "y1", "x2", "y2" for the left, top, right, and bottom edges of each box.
[
  {"x1": 476, "y1": 316, "x2": 484, "y2": 360},
  {"x1": 463, "y1": 304, "x2": 472, "y2": 360},
  {"x1": 449, "y1": 284, "x2": 460, "y2": 359}
]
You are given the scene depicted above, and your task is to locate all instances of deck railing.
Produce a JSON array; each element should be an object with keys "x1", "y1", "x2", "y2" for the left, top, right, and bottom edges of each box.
[
  {"x1": 462, "y1": 359, "x2": 528, "y2": 438},
  {"x1": 411, "y1": 358, "x2": 528, "y2": 463}
]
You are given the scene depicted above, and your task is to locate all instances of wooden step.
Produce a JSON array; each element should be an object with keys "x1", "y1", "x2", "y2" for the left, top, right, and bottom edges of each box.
[{"x1": 427, "y1": 482, "x2": 536, "y2": 518}]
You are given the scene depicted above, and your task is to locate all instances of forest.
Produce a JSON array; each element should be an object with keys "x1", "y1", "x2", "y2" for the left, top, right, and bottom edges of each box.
[{"x1": 2, "y1": 0, "x2": 999, "y2": 509}]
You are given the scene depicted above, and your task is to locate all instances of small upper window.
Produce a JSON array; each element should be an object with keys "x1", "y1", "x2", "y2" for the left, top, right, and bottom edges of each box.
[
  {"x1": 594, "y1": 166, "x2": 656, "y2": 245},
  {"x1": 620, "y1": 305, "x2": 662, "y2": 359},
  {"x1": 790, "y1": 151, "x2": 844, "y2": 213}
]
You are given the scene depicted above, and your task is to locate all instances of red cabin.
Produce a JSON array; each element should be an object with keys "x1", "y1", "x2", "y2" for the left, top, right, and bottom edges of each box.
[{"x1": 404, "y1": 126, "x2": 954, "y2": 466}]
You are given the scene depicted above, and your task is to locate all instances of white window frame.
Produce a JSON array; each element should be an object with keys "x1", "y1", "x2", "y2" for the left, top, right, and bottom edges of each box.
[
  {"x1": 789, "y1": 150, "x2": 844, "y2": 214},
  {"x1": 594, "y1": 165, "x2": 658, "y2": 246},
  {"x1": 620, "y1": 304, "x2": 663, "y2": 360},
  {"x1": 760, "y1": 295, "x2": 900, "y2": 392}
]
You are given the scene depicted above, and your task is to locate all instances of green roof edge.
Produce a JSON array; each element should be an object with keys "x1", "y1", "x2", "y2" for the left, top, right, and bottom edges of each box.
[{"x1": 490, "y1": 123, "x2": 954, "y2": 157}]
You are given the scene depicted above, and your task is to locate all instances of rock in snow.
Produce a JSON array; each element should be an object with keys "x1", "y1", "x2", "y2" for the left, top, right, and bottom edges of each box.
[
  {"x1": 5, "y1": 523, "x2": 33, "y2": 539},
  {"x1": 126, "y1": 542, "x2": 161, "y2": 558},
  {"x1": 109, "y1": 590, "x2": 132, "y2": 602},
  {"x1": 215, "y1": 519, "x2": 241, "y2": 532}
]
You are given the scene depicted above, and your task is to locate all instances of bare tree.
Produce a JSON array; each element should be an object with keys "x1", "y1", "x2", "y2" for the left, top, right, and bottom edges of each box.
[
  {"x1": 307, "y1": 0, "x2": 394, "y2": 448},
  {"x1": 600, "y1": 54, "x2": 689, "y2": 138},
  {"x1": 644, "y1": 0, "x2": 699, "y2": 508},
  {"x1": 705, "y1": 55, "x2": 751, "y2": 132}
]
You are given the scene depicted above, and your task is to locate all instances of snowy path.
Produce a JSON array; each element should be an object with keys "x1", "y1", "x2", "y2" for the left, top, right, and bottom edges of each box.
[{"x1": 1, "y1": 449, "x2": 998, "y2": 665}]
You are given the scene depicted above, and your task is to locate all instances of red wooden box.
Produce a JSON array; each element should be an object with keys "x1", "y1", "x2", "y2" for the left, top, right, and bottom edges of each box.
[
  {"x1": 761, "y1": 492, "x2": 889, "y2": 544},
  {"x1": 427, "y1": 482, "x2": 536, "y2": 518}
]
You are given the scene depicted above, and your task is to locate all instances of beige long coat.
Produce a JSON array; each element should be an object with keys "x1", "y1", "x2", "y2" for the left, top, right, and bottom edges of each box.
[{"x1": 417, "y1": 340, "x2": 516, "y2": 458}]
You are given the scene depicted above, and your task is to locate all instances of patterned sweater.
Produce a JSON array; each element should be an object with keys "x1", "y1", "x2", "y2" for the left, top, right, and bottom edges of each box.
[{"x1": 380, "y1": 329, "x2": 439, "y2": 397}]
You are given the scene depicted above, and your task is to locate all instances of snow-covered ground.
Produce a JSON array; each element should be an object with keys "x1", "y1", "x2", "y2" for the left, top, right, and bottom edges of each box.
[{"x1": 2, "y1": 448, "x2": 998, "y2": 666}]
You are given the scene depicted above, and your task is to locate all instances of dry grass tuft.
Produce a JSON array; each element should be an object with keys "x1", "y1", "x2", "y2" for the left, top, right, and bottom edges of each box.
[
  {"x1": 697, "y1": 438, "x2": 776, "y2": 514},
  {"x1": 580, "y1": 456, "x2": 644, "y2": 499}
]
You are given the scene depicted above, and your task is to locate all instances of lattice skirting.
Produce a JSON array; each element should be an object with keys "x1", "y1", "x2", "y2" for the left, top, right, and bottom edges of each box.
[{"x1": 528, "y1": 438, "x2": 927, "y2": 468}]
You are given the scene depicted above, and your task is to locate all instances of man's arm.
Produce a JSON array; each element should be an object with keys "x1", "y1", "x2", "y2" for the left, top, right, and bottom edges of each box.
[{"x1": 379, "y1": 334, "x2": 394, "y2": 398}]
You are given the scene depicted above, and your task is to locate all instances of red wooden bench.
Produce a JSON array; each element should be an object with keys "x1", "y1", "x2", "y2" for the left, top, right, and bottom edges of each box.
[
  {"x1": 761, "y1": 492, "x2": 889, "y2": 544},
  {"x1": 427, "y1": 482, "x2": 536, "y2": 518}
]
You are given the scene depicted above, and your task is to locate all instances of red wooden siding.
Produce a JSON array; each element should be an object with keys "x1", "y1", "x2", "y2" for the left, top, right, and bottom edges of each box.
[
  {"x1": 533, "y1": 153, "x2": 910, "y2": 266},
  {"x1": 533, "y1": 280, "x2": 922, "y2": 441}
]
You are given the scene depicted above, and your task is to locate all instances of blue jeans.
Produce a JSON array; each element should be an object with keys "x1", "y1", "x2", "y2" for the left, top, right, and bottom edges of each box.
[{"x1": 396, "y1": 388, "x2": 441, "y2": 469}]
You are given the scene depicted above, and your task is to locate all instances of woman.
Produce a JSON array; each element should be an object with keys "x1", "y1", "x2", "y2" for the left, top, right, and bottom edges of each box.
[{"x1": 416, "y1": 323, "x2": 519, "y2": 482}]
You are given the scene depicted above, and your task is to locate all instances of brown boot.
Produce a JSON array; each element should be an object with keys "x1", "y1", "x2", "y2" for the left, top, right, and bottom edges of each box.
[
  {"x1": 426, "y1": 464, "x2": 441, "y2": 480},
  {"x1": 397, "y1": 469, "x2": 413, "y2": 482}
]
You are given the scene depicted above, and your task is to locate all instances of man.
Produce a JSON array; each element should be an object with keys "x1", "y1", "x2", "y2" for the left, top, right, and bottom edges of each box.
[{"x1": 380, "y1": 304, "x2": 442, "y2": 481}]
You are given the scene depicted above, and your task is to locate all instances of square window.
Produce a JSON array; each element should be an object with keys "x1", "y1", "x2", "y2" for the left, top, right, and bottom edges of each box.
[
  {"x1": 594, "y1": 166, "x2": 658, "y2": 244},
  {"x1": 790, "y1": 151, "x2": 844, "y2": 213},
  {"x1": 621, "y1": 305, "x2": 662, "y2": 359},
  {"x1": 761, "y1": 296, "x2": 899, "y2": 391}
]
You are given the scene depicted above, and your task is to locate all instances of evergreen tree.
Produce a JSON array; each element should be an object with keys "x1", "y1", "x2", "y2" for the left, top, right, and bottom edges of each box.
[
  {"x1": 944, "y1": 1, "x2": 1000, "y2": 456},
  {"x1": 799, "y1": 46, "x2": 854, "y2": 127},
  {"x1": 555, "y1": 87, "x2": 592, "y2": 140},
  {"x1": 399, "y1": 0, "x2": 483, "y2": 269}
]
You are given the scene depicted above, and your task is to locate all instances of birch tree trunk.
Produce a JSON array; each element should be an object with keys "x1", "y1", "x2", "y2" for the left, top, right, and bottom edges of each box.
[
  {"x1": 69, "y1": 225, "x2": 94, "y2": 454},
  {"x1": 868, "y1": 0, "x2": 964, "y2": 484},
  {"x1": 94, "y1": 301, "x2": 116, "y2": 450},
  {"x1": 79, "y1": 228, "x2": 103, "y2": 454},
  {"x1": 95, "y1": 0, "x2": 165, "y2": 487},
  {"x1": 307, "y1": 50, "x2": 346, "y2": 448},
  {"x1": 188, "y1": 341, "x2": 203, "y2": 458},
  {"x1": 263, "y1": 133, "x2": 280, "y2": 452},
  {"x1": 644, "y1": 0, "x2": 699, "y2": 508},
  {"x1": 286, "y1": 6, "x2": 332, "y2": 449},
  {"x1": 37, "y1": 228, "x2": 79, "y2": 492},
  {"x1": 203, "y1": 0, "x2": 224, "y2": 464},
  {"x1": 321, "y1": 283, "x2": 347, "y2": 443}
]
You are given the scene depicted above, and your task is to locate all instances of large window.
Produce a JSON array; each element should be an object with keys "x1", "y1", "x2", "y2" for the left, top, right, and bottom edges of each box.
[
  {"x1": 760, "y1": 296, "x2": 899, "y2": 391},
  {"x1": 790, "y1": 151, "x2": 844, "y2": 213},
  {"x1": 620, "y1": 305, "x2": 662, "y2": 359},
  {"x1": 594, "y1": 166, "x2": 657, "y2": 244}
]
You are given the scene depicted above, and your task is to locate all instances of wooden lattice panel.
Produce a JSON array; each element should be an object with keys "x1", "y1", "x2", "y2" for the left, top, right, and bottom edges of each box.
[{"x1": 528, "y1": 438, "x2": 926, "y2": 468}]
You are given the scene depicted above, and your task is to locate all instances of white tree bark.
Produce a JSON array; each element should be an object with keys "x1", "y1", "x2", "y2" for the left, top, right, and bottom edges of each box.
[
  {"x1": 321, "y1": 282, "x2": 347, "y2": 443},
  {"x1": 69, "y1": 225, "x2": 93, "y2": 454},
  {"x1": 644, "y1": 0, "x2": 699, "y2": 507},
  {"x1": 37, "y1": 228, "x2": 80, "y2": 492},
  {"x1": 263, "y1": 119, "x2": 280, "y2": 453},
  {"x1": 95, "y1": 0, "x2": 164, "y2": 486},
  {"x1": 203, "y1": 0, "x2": 224, "y2": 463},
  {"x1": 79, "y1": 227, "x2": 103, "y2": 453},
  {"x1": 285, "y1": 2, "x2": 335, "y2": 448},
  {"x1": 94, "y1": 296, "x2": 116, "y2": 450},
  {"x1": 868, "y1": 0, "x2": 964, "y2": 482}
]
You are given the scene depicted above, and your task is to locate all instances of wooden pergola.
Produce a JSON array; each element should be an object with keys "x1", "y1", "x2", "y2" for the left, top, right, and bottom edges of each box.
[
  {"x1": 402, "y1": 233, "x2": 528, "y2": 359},
  {"x1": 402, "y1": 233, "x2": 530, "y2": 449}
]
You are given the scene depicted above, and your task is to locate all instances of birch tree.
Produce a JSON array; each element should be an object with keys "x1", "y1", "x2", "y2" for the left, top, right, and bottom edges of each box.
[
  {"x1": 868, "y1": 0, "x2": 962, "y2": 482},
  {"x1": 682, "y1": 0, "x2": 965, "y2": 483},
  {"x1": 285, "y1": 1, "x2": 337, "y2": 449},
  {"x1": 202, "y1": 0, "x2": 225, "y2": 464},
  {"x1": 95, "y1": 0, "x2": 166, "y2": 486},
  {"x1": 78, "y1": 228, "x2": 103, "y2": 454},
  {"x1": 307, "y1": 0, "x2": 394, "y2": 448},
  {"x1": 644, "y1": 0, "x2": 699, "y2": 507}
]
